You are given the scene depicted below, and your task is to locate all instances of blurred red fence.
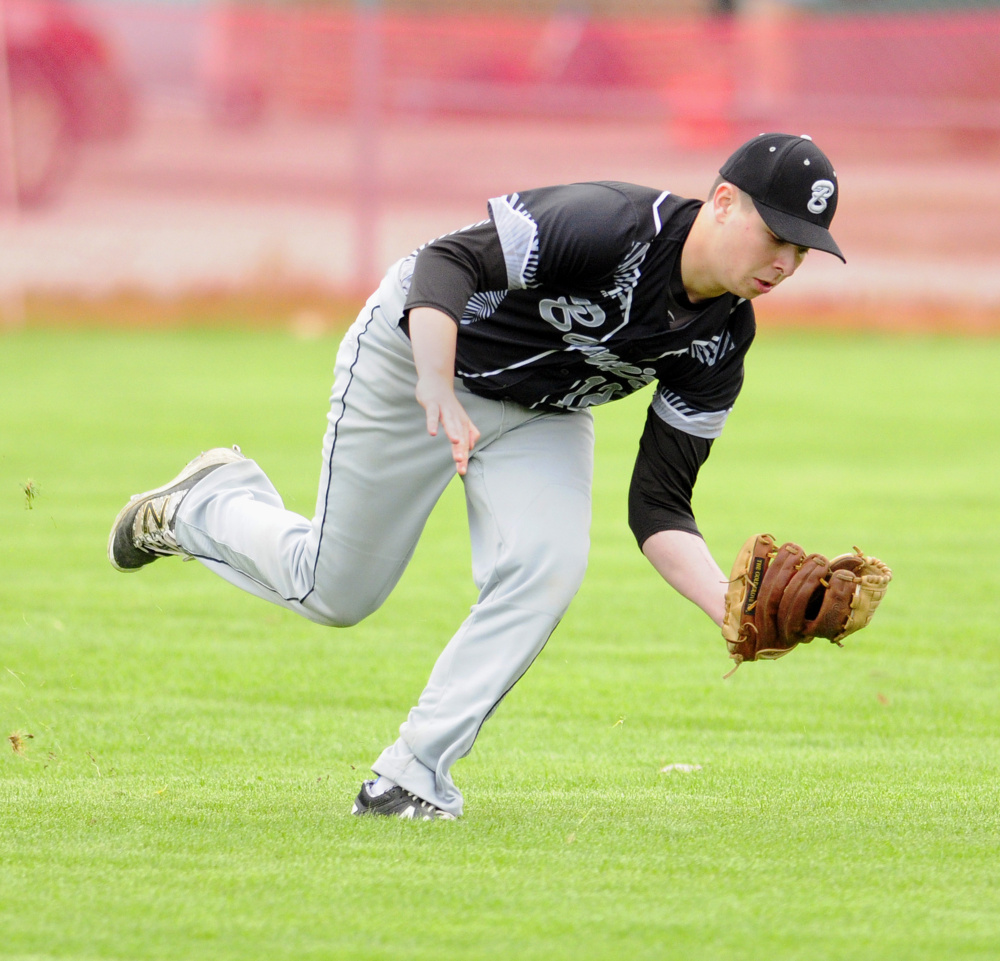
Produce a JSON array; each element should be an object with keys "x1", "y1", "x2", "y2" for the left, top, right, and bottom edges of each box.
[
  {"x1": 200, "y1": 6, "x2": 1000, "y2": 132},
  {"x1": 1, "y1": 0, "x2": 999, "y2": 326}
]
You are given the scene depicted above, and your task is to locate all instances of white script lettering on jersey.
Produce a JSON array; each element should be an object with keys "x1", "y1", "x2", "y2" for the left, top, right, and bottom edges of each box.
[
  {"x1": 807, "y1": 180, "x2": 836, "y2": 214},
  {"x1": 563, "y1": 333, "x2": 658, "y2": 389},
  {"x1": 539, "y1": 296, "x2": 606, "y2": 332},
  {"x1": 553, "y1": 375, "x2": 630, "y2": 409}
]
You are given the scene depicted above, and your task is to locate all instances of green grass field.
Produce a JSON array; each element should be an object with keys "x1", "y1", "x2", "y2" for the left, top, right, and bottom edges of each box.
[{"x1": 2, "y1": 325, "x2": 999, "y2": 961}]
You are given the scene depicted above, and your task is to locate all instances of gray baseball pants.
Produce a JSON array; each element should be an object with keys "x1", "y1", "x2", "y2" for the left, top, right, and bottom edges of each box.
[{"x1": 174, "y1": 259, "x2": 595, "y2": 816}]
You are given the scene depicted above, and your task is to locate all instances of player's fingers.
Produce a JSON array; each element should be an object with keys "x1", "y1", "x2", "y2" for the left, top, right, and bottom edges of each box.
[
  {"x1": 444, "y1": 416, "x2": 474, "y2": 476},
  {"x1": 451, "y1": 437, "x2": 469, "y2": 476},
  {"x1": 424, "y1": 402, "x2": 440, "y2": 437},
  {"x1": 435, "y1": 405, "x2": 476, "y2": 475}
]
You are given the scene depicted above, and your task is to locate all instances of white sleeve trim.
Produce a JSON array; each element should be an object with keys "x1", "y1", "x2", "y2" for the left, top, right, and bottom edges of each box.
[
  {"x1": 652, "y1": 388, "x2": 731, "y2": 439},
  {"x1": 651, "y1": 191, "x2": 671, "y2": 235},
  {"x1": 488, "y1": 193, "x2": 540, "y2": 289}
]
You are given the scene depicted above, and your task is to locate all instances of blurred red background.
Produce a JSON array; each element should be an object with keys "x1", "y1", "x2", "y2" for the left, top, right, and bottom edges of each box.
[{"x1": 1, "y1": 0, "x2": 998, "y2": 329}]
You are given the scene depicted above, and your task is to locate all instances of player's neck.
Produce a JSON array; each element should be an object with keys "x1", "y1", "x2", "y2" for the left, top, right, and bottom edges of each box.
[{"x1": 680, "y1": 203, "x2": 728, "y2": 303}]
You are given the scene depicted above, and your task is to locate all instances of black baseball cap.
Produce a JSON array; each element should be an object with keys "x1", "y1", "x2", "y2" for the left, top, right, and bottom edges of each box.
[{"x1": 719, "y1": 133, "x2": 845, "y2": 263}]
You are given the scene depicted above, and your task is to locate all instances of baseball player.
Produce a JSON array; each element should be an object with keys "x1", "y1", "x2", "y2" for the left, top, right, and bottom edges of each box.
[{"x1": 109, "y1": 133, "x2": 845, "y2": 821}]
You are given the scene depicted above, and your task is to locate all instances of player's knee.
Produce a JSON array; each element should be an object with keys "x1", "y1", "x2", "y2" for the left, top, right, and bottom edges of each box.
[
  {"x1": 511, "y1": 530, "x2": 590, "y2": 614},
  {"x1": 303, "y1": 596, "x2": 380, "y2": 628},
  {"x1": 551, "y1": 539, "x2": 590, "y2": 604},
  {"x1": 321, "y1": 611, "x2": 362, "y2": 628},
  {"x1": 300, "y1": 565, "x2": 395, "y2": 627}
]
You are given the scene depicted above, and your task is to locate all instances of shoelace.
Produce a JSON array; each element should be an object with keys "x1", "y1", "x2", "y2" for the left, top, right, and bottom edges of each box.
[{"x1": 136, "y1": 498, "x2": 182, "y2": 554}]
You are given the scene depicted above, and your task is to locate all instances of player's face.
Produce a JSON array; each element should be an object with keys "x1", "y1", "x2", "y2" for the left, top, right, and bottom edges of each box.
[{"x1": 718, "y1": 189, "x2": 809, "y2": 300}]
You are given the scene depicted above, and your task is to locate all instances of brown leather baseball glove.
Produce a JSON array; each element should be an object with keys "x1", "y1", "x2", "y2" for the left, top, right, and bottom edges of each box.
[{"x1": 721, "y1": 534, "x2": 892, "y2": 677}]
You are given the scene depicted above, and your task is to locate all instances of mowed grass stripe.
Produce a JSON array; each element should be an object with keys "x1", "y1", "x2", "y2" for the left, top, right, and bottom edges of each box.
[{"x1": 1, "y1": 327, "x2": 998, "y2": 961}]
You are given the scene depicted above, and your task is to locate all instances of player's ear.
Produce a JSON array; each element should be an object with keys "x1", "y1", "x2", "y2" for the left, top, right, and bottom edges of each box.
[{"x1": 712, "y1": 182, "x2": 738, "y2": 224}]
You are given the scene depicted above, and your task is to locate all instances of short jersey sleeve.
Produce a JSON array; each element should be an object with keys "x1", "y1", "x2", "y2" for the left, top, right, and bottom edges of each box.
[
  {"x1": 404, "y1": 181, "x2": 661, "y2": 323},
  {"x1": 487, "y1": 182, "x2": 646, "y2": 290},
  {"x1": 404, "y1": 220, "x2": 508, "y2": 324}
]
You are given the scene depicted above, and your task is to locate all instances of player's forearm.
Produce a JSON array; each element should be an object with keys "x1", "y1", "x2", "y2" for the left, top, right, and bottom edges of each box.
[
  {"x1": 408, "y1": 306, "x2": 459, "y2": 385},
  {"x1": 408, "y1": 306, "x2": 480, "y2": 476},
  {"x1": 641, "y1": 529, "x2": 728, "y2": 628}
]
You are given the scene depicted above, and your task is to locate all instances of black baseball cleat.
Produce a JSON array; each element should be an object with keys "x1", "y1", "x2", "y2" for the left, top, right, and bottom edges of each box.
[
  {"x1": 107, "y1": 446, "x2": 245, "y2": 572},
  {"x1": 352, "y1": 780, "x2": 456, "y2": 821}
]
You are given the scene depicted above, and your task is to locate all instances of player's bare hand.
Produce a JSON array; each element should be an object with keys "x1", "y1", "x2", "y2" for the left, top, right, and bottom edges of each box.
[{"x1": 416, "y1": 375, "x2": 480, "y2": 476}]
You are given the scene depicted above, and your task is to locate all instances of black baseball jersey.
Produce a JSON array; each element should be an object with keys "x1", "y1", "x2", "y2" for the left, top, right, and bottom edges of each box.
[{"x1": 401, "y1": 181, "x2": 756, "y2": 545}]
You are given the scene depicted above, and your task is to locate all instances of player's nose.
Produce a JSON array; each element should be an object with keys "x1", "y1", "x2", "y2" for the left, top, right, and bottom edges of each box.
[{"x1": 774, "y1": 245, "x2": 801, "y2": 278}]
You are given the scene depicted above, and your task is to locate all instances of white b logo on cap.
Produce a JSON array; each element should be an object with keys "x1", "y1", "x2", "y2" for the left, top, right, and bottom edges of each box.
[{"x1": 808, "y1": 180, "x2": 835, "y2": 214}]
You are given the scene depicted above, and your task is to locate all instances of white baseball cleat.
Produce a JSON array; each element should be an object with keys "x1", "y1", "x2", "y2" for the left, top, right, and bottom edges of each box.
[{"x1": 107, "y1": 446, "x2": 245, "y2": 572}]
